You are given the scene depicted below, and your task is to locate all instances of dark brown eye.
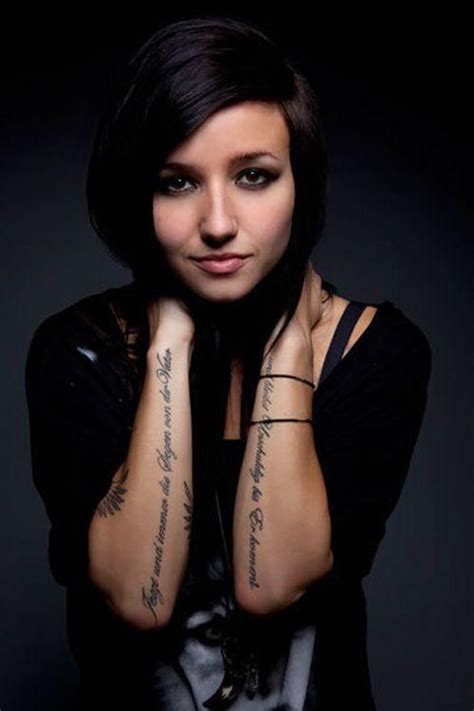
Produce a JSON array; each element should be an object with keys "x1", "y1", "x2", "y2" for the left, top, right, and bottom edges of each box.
[
  {"x1": 153, "y1": 168, "x2": 278, "y2": 196},
  {"x1": 237, "y1": 169, "x2": 278, "y2": 189},
  {"x1": 155, "y1": 176, "x2": 193, "y2": 195}
]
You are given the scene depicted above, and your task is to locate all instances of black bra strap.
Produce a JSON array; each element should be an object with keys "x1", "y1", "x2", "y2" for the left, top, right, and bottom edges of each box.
[{"x1": 318, "y1": 301, "x2": 366, "y2": 386}]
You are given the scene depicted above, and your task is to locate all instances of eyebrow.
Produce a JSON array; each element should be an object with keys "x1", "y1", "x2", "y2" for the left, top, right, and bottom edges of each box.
[{"x1": 160, "y1": 151, "x2": 281, "y2": 171}]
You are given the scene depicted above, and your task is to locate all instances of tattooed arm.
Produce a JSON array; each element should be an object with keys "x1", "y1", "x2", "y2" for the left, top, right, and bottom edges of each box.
[
  {"x1": 232, "y1": 334, "x2": 333, "y2": 616},
  {"x1": 88, "y1": 332, "x2": 193, "y2": 631}
]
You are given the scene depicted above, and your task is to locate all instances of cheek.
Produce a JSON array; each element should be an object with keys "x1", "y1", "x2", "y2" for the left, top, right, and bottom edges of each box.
[
  {"x1": 152, "y1": 202, "x2": 190, "y2": 253},
  {"x1": 254, "y1": 184, "x2": 295, "y2": 247}
]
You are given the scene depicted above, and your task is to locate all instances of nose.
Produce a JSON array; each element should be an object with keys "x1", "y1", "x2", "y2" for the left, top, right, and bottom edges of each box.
[{"x1": 199, "y1": 184, "x2": 238, "y2": 243}]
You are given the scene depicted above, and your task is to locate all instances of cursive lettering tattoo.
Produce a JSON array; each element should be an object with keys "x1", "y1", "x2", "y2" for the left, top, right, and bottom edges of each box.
[
  {"x1": 248, "y1": 507, "x2": 263, "y2": 589},
  {"x1": 142, "y1": 499, "x2": 168, "y2": 621},
  {"x1": 183, "y1": 480, "x2": 193, "y2": 542},
  {"x1": 142, "y1": 348, "x2": 192, "y2": 621},
  {"x1": 154, "y1": 349, "x2": 178, "y2": 472},
  {"x1": 142, "y1": 347, "x2": 175, "y2": 623},
  {"x1": 96, "y1": 465, "x2": 129, "y2": 518},
  {"x1": 247, "y1": 355, "x2": 275, "y2": 589}
]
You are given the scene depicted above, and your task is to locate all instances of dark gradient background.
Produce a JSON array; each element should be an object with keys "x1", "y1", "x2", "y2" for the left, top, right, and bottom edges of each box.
[{"x1": 2, "y1": 6, "x2": 472, "y2": 710}]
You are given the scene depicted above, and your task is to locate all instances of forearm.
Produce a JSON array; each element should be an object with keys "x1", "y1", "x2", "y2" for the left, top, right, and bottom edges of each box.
[
  {"x1": 233, "y1": 338, "x2": 333, "y2": 616},
  {"x1": 88, "y1": 334, "x2": 193, "y2": 630}
]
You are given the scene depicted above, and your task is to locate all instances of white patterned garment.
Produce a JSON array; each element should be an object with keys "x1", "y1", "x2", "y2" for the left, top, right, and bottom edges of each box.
[
  {"x1": 150, "y1": 553, "x2": 317, "y2": 710},
  {"x1": 149, "y1": 438, "x2": 318, "y2": 710}
]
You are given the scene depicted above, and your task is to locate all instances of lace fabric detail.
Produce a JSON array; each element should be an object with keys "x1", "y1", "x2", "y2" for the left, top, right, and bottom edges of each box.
[
  {"x1": 107, "y1": 298, "x2": 140, "y2": 368},
  {"x1": 106, "y1": 286, "x2": 151, "y2": 399}
]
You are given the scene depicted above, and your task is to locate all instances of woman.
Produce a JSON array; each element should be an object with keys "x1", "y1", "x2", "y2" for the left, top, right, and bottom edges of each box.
[{"x1": 25, "y1": 15, "x2": 432, "y2": 710}]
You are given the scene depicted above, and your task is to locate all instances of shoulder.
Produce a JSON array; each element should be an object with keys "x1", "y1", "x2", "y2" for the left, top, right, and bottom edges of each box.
[
  {"x1": 27, "y1": 282, "x2": 140, "y2": 358},
  {"x1": 25, "y1": 282, "x2": 143, "y2": 395},
  {"x1": 314, "y1": 291, "x2": 431, "y2": 387},
  {"x1": 365, "y1": 298, "x2": 432, "y2": 379},
  {"x1": 313, "y1": 295, "x2": 432, "y2": 449},
  {"x1": 355, "y1": 298, "x2": 432, "y2": 412},
  {"x1": 316, "y1": 292, "x2": 432, "y2": 409}
]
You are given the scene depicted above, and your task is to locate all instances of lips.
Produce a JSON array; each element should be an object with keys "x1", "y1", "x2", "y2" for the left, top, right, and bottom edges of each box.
[
  {"x1": 192, "y1": 256, "x2": 250, "y2": 274},
  {"x1": 194, "y1": 253, "x2": 249, "y2": 261}
]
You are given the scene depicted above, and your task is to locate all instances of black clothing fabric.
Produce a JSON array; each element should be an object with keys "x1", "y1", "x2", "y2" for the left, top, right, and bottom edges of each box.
[{"x1": 25, "y1": 281, "x2": 432, "y2": 709}]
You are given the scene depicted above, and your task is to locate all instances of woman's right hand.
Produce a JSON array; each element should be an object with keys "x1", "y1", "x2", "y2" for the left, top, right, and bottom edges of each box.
[{"x1": 147, "y1": 296, "x2": 195, "y2": 348}]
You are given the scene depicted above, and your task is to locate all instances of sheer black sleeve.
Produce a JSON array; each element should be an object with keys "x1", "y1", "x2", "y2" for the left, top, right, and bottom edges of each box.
[
  {"x1": 25, "y1": 308, "x2": 135, "y2": 589},
  {"x1": 314, "y1": 318, "x2": 432, "y2": 582}
]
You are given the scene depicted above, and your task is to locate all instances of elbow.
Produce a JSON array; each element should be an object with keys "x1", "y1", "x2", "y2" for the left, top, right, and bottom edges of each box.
[
  {"x1": 234, "y1": 582, "x2": 283, "y2": 617},
  {"x1": 235, "y1": 549, "x2": 334, "y2": 617},
  {"x1": 122, "y1": 602, "x2": 172, "y2": 632},
  {"x1": 104, "y1": 589, "x2": 173, "y2": 632},
  {"x1": 287, "y1": 548, "x2": 335, "y2": 606},
  {"x1": 301, "y1": 547, "x2": 334, "y2": 587},
  {"x1": 322, "y1": 548, "x2": 334, "y2": 576},
  {"x1": 234, "y1": 573, "x2": 303, "y2": 618},
  {"x1": 90, "y1": 577, "x2": 173, "y2": 632},
  {"x1": 88, "y1": 546, "x2": 174, "y2": 632}
]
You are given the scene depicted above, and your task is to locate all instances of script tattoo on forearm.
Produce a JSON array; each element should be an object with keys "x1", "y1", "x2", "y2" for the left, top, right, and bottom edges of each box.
[
  {"x1": 96, "y1": 464, "x2": 129, "y2": 518},
  {"x1": 247, "y1": 354, "x2": 275, "y2": 590},
  {"x1": 142, "y1": 347, "x2": 178, "y2": 624},
  {"x1": 183, "y1": 480, "x2": 193, "y2": 542}
]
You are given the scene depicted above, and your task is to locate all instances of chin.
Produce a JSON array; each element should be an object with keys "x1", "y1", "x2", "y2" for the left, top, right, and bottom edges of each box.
[
  {"x1": 188, "y1": 277, "x2": 256, "y2": 304},
  {"x1": 196, "y1": 289, "x2": 248, "y2": 305}
]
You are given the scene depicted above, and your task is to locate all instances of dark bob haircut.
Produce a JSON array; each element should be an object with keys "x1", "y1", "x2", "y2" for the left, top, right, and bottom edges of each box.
[
  {"x1": 86, "y1": 15, "x2": 328, "y2": 321},
  {"x1": 85, "y1": 16, "x2": 332, "y2": 570}
]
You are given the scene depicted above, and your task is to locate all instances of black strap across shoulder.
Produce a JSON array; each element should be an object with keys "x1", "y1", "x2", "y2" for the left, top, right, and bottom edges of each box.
[{"x1": 318, "y1": 301, "x2": 366, "y2": 386}]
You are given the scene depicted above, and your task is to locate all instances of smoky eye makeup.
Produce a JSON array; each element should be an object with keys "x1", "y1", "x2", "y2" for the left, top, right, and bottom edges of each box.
[{"x1": 153, "y1": 167, "x2": 281, "y2": 196}]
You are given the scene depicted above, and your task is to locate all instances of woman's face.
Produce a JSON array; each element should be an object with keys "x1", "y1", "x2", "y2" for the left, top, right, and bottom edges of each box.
[{"x1": 152, "y1": 101, "x2": 295, "y2": 303}]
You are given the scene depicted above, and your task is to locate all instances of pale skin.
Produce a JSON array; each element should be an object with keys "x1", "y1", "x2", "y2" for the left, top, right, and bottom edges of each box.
[
  {"x1": 86, "y1": 100, "x2": 377, "y2": 629},
  {"x1": 230, "y1": 265, "x2": 377, "y2": 613},
  {"x1": 88, "y1": 328, "x2": 194, "y2": 630}
]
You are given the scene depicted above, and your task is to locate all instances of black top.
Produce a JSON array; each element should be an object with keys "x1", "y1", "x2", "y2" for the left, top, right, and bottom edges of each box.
[{"x1": 24, "y1": 281, "x2": 432, "y2": 710}]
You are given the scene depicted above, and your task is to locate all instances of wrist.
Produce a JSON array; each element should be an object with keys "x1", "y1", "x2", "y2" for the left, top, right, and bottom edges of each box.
[
  {"x1": 263, "y1": 330, "x2": 313, "y2": 370},
  {"x1": 261, "y1": 352, "x2": 314, "y2": 395},
  {"x1": 147, "y1": 331, "x2": 194, "y2": 362},
  {"x1": 254, "y1": 344, "x2": 314, "y2": 424}
]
